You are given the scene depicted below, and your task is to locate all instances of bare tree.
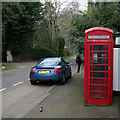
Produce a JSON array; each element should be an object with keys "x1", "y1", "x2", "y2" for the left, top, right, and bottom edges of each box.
[{"x1": 43, "y1": 0, "x2": 67, "y2": 51}]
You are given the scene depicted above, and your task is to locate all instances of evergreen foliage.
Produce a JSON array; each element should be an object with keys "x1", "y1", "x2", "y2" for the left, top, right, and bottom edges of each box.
[
  {"x1": 64, "y1": 2, "x2": 120, "y2": 53},
  {"x1": 2, "y1": 2, "x2": 65, "y2": 61},
  {"x1": 2, "y1": 2, "x2": 44, "y2": 61},
  {"x1": 2, "y1": 2, "x2": 120, "y2": 61},
  {"x1": 32, "y1": 45, "x2": 58, "y2": 60}
]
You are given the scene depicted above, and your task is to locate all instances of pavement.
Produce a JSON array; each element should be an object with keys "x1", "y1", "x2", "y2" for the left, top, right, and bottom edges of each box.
[{"x1": 24, "y1": 63, "x2": 119, "y2": 119}]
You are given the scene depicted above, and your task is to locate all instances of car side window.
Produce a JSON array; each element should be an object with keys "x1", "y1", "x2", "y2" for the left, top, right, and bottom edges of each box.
[
  {"x1": 58, "y1": 62, "x2": 61, "y2": 65},
  {"x1": 61, "y1": 59, "x2": 66, "y2": 65}
]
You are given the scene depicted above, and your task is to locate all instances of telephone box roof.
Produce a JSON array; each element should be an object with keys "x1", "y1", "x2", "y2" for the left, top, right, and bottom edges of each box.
[{"x1": 85, "y1": 27, "x2": 113, "y2": 34}]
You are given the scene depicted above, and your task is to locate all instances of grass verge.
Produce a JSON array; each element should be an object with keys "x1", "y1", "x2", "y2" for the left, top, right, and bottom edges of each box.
[{"x1": 0, "y1": 65, "x2": 17, "y2": 72}]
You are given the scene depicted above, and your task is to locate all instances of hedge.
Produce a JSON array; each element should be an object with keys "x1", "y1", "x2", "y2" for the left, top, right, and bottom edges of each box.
[{"x1": 32, "y1": 47, "x2": 58, "y2": 60}]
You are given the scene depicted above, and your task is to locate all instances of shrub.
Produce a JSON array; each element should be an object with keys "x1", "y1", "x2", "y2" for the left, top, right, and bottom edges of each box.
[{"x1": 32, "y1": 46, "x2": 58, "y2": 60}]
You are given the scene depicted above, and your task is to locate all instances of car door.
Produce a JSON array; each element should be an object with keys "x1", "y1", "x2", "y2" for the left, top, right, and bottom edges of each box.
[{"x1": 61, "y1": 59, "x2": 69, "y2": 77}]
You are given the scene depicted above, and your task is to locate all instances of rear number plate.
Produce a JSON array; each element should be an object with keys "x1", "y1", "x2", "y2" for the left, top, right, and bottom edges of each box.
[{"x1": 39, "y1": 71, "x2": 50, "y2": 74}]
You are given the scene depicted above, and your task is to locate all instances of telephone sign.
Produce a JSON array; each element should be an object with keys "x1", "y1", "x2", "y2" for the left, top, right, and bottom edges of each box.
[{"x1": 88, "y1": 35, "x2": 110, "y2": 39}]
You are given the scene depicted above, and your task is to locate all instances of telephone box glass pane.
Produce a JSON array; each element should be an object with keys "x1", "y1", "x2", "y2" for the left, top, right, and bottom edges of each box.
[
  {"x1": 90, "y1": 59, "x2": 108, "y2": 64},
  {"x1": 90, "y1": 79, "x2": 106, "y2": 84},
  {"x1": 90, "y1": 66, "x2": 108, "y2": 71},
  {"x1": 90, "y1": 45, "x2": 92, "y2": 50},
  {"x1": 106, "y1": 72, "x2": 108, "y2": 78},
  {"x1": 90, "y1": 72, "x2": 107, "y2": 78},
  {"x1": 90, "y1": 78, "x2": 107, "y2": 98},
  {"x1": 90, "y1": 52, "x2": 92, "y2": 57},
  {"x1": 89, "y1": 44, "x2": 108, "y2": 99},
  {"x1": 93, "y1": 92, "x2": 104, "y2": 98},
  {"x1": 93, "y1": 45, "x2": 105, "y2": 51},
  {"x1": 106, "y1": 45, "x2": 108, "y2": 50},
  {"x1": 92, "y1": 52, "x2": 108, "y2": 58}
]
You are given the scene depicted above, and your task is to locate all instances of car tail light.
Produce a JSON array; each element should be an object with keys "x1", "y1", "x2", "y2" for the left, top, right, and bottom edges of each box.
[
  {"x1": 30, "y1": 68, "x2": 36, "y2": 73},
  {"x1": 54, "y1": 68, "x2": 62, "y2": 72}
]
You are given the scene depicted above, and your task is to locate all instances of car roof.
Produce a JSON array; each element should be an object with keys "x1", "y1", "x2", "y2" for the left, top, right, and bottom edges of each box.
[
  {"x1": 42, "y1": 57, "x2": 61, "y2": 60},
  {"x1": 38, "y1": 57, "x2": 61, "y2": 63},
  {"x1": 36, "y1": 57, "x2": 61, "y2": 66}
]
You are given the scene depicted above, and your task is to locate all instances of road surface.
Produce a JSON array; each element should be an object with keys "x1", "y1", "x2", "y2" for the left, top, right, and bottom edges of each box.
[{"x1": 1, "y1": 56, "x2": 76, "y2": 118}]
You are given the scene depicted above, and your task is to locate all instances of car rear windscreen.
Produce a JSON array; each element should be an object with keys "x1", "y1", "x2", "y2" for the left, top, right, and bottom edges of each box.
[{"x1": 38, "y1": 59, "x2": 59, "y2": 66}]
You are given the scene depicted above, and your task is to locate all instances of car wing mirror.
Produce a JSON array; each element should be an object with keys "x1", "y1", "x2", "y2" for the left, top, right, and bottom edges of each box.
[{"x1": 66, "y1": 62, "x2": 69, "y2": 64}]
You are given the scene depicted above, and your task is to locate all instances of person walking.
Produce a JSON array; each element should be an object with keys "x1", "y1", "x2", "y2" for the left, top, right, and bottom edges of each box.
[{"x1": 76, "y1": 53, "x2": 82, "y2": 73}]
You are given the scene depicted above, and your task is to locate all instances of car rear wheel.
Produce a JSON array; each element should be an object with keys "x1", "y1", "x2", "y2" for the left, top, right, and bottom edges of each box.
[
  {"x1": 30, "y1": 80, "x2": 38, "y2": 85},
  {"x1": 60, "y1": 73, "x2": 66, "y2": 85}
]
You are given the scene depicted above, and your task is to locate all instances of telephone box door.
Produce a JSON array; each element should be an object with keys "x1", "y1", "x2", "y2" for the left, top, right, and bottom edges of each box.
[{"x1": 86, "y1": 42, "x2": 112, "y2": 105}]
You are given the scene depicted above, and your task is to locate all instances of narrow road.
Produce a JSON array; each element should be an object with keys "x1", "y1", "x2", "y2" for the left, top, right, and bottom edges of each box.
[
  {"x1": 2, "y1": 56, "x2": 76, "y2": 118},
  {"x1": 2, "y1": 63, "x2": 54, "y2": 118}
]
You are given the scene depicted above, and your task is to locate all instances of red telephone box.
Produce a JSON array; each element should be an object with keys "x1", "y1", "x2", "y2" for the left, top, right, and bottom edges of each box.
[{"x1": 84, "y1": 27, "x2": 113, "y2": 105}]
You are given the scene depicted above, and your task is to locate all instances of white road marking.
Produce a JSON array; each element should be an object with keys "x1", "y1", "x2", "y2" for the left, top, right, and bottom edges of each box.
[
  {"x1": 0, "y1": 88, "x2": 6, "y2": 92},
  {"x1": 13, "y1": 81, "x2": 23, "y2": 86}
]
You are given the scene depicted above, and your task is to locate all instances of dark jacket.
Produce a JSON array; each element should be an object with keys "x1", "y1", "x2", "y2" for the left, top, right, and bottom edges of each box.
[{"x1": 76, "y1": 56, "x2": 82, "y2": 65}]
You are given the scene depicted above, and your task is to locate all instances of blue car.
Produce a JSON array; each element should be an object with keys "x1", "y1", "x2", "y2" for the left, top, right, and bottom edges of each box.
[{"x1": 30, "y1": 57, "x2": 72, "y2": 85}]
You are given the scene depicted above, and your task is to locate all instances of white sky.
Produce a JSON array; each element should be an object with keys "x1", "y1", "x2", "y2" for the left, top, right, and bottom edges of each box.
[
  {"x1": 60, "y1": 0, "x2": 88, "y2": 11},
  {"x1": 40, "y1": 0, "x2": 88, "y2": 11}
]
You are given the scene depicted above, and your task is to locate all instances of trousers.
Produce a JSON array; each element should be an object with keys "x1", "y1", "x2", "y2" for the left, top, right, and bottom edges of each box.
[{"x1": 77, "y1": 64, "x2": 81, "y2": 73}]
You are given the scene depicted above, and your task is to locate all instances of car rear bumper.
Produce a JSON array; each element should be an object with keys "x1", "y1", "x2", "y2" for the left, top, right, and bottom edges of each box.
[{"x1": 30, "y1": 73, "x2": 62, "y2": 82}]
